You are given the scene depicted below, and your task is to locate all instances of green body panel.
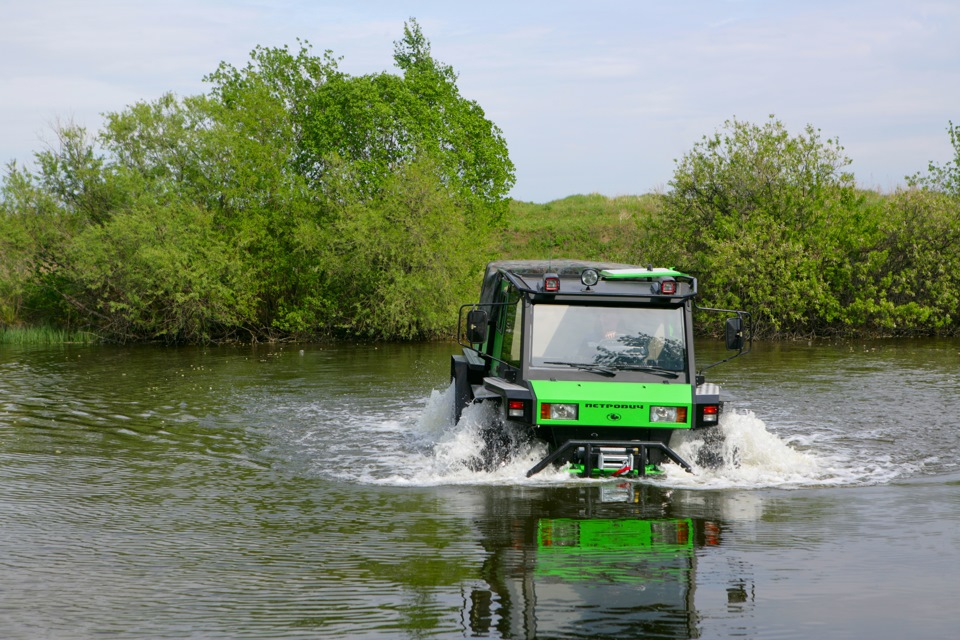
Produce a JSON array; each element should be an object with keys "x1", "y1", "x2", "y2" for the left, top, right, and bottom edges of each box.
[
  {"x1": 600, "y1": 268, "x2": 689, "y2": 279},
  {"x1": 529, "y1": 379, "x2": 693, "y2": 429},
  {"x1": 567, "y1": 463, "x2": 664, "y2": 477},
  {"x1": 536, "y1": 518, "x2": 694, "y2": 582},
  {"x1": 539, "y1": 518, "x2": 693, "y2": 550}
]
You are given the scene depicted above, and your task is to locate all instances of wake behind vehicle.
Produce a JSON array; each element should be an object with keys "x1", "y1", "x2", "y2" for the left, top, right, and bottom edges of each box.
[{"x1": 451, "y1": 260, "x2": 751, "y2": 478}]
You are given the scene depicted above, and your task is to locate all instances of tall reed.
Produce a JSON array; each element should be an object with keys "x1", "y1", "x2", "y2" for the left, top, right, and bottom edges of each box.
[{"x1": 0, "y1": 326, "x2": 98, "y2": 345}]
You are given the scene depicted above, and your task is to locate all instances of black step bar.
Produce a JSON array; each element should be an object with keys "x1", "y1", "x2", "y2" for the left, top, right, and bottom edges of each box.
[{"x1": 526, "y1": 440, "x2": 693, "y2": 478}]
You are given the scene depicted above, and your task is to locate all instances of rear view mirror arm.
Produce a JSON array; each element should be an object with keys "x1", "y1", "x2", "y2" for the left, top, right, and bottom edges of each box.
[{"x1": 695, "y1": 307, "x2": 753, "y2": 375}]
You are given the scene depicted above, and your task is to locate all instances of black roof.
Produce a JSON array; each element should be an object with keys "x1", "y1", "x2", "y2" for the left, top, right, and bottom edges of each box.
[{"x1": 479, "y1": 259, "x2": 694, "y2": 304}]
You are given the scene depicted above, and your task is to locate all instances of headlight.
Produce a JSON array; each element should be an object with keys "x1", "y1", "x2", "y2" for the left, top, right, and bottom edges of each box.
[
  {"x1": 650, "y1": 405, "x2": 688, "y2": 423},
  {"x1": 541, "y1": 403, "x2": 579, "y2": 420}
]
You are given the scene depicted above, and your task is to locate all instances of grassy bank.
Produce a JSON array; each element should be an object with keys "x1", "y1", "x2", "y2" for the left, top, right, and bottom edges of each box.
[
  {"x1": 0, "y1": 326, "x2": 99, "y2": 345},
  {"x1": 500, "y1": 193, "x2": 663, "y2": 262}
]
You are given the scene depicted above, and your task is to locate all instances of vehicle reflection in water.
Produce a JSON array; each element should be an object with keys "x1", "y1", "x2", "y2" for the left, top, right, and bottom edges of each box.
[{"x1": 464, "y1": 483, "x2": 747, "y2": 639}]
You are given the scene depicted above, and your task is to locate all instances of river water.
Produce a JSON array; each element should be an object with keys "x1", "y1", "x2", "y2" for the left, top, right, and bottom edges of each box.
[{"x1": 1, "y1": 339, "x2": 959, "y2": 639}]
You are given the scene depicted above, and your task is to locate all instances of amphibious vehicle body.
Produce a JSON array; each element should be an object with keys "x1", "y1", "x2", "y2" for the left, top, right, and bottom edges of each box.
[{"x1": 451, "y1": 260, "x2": 750, "y2": 477}]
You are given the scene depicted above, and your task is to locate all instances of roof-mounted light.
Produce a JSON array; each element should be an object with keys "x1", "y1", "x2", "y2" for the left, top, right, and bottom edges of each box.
[
  {"x1": 580, "y1": 268, "x2": 600, "y2": 288},
  {"x1": 661, "y1": 280, "x2": 678, "y2": 295},
  {"x1": 543, "y1": 272, "x2": 560, "y2": 292}
]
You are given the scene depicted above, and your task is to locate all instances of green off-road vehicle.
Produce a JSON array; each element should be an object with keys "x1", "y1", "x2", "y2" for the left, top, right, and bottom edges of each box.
[{"x1": 451, "y1": 260, "x2": 751, "y2": 478}]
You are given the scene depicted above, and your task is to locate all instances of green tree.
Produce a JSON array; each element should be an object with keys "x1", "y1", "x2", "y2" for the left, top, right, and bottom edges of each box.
[
  {"x1": 0, "y1": 192, "x2": 32, "y2": 326},
  {"x1": 100, "y1": 93, "x2": 212, "y2": 202},
  {"x1": 909, "y1": 120, "x2": 960, "y2": 197},
  {"x1": 1, "y1": 21, "x2": 513, "y2": 342},
  {"x1": 302, "y1": 19, "x2": 515, "y2": 231},
  {"x1": 34, "y1": 122, "x2": 129, "y2": 225},
  {"x1": 0, "y1": 124, "x2": 132, "y2": 329},
  {"x1": 843, "y1": 188, "x2": 960, "y2": 333},
  {"x1": 102, "y1": 45, "x2": 336, "y2": 337},
  {"x1": 307, "y1": 155, "x2": 473, "y2": 340},
  {"x1": 661, "y1": 116, "x2": 862, "y2": 336},
  {"x1": 60, "y1": 201, "x2": 257, "y2": 343},
  {"x1": 840, "y1": 121, "x2": 960, "y2": 335}
]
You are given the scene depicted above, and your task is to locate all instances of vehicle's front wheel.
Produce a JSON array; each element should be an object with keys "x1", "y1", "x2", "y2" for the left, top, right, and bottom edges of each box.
[{"x1": 695, "y1": 426, "x2": 739, "y2": 469}]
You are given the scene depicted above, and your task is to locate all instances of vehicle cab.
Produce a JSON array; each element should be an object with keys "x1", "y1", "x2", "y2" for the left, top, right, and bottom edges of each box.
[{"x1": 452, "y1": 260, "x2": 749, "y2": 477}]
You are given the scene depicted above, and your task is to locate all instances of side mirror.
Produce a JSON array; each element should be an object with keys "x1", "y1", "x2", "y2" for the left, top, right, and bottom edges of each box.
[
  {"x1": 466, "y1": 309, "x2": 488, "y2": 344},
  {"x1": 725, "y1": 316, "x2": 744, "y2": 351}
]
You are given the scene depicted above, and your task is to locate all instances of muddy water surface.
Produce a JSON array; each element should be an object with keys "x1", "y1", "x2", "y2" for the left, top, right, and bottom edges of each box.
[{"x1": 1, "y1": 339, "x2": 958, "y2": 638}]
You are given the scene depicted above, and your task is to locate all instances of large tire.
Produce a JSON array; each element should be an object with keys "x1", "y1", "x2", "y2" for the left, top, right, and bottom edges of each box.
[
  {"x1": 695, "y1": 427, "x2": 740, "y2": 469},
  {"x1": 696, "y1": 427, "x2": 726, "y2": 468},
  {"x1": 451, "y1": 355, "x2": 473, "y2": 423}
]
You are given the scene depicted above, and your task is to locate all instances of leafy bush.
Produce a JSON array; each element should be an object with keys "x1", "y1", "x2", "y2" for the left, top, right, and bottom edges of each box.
[
  {"x1": 660, "y1": 116, "x2": 866, "y2": 337},
  {"x1": 62, "y1": 202, "x2": 258, "y2": 342},
  {"x1": 909, "y1": 120, "x2": 960, "y2": 197},
  {"x1": 2, "y1": 24, "x2": 958, "y2": 342},
  {"x1": 316, "y1": 157, "x2": 474, "y2": 339},
  {"x1": 0, "y1": 20, "x2": 514, "y2": 343}
]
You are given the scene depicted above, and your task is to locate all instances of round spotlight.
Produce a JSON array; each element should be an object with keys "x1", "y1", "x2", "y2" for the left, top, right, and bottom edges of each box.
[{"x1": 581, "y1": 268, "x2": 600, "y2": 287}]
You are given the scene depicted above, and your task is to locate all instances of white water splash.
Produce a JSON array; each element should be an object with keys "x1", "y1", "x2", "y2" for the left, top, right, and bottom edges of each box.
[
  {"x1": 374, "y1": 384, "x2": 564, "y2": 486},
  {"x1": 298, "y1": 382, "x2": 903, "y2": 488},
  {"x1": 664, "y1": 408, "x2": 904, "y2": 489}
]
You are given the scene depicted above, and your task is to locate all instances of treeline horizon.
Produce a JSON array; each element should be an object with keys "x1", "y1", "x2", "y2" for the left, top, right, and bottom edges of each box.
[
  {"x1": 2, "y1": 22, "x2": 959, "y2": 344},
  {"x1": 507, "y1": 116, "x2": 960, "y2": 340}
]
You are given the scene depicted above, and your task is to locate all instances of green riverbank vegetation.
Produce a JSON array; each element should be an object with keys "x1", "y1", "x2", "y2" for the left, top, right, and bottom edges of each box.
[
  {"x1": 511, "y1": 120, "x2": 960, "y2": 339},
  {"x1": 0, "y1": 326, "x2": 98, "y2": 345},
  {"x1": 2, "y1": 21, "x2": 959, "y2": 343}
]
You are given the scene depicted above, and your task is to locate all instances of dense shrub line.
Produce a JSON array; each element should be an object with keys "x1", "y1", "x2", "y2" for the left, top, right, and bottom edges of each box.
[
  {"x1": 1, "y1": 24, "x2": 957, "y2": 342},
  {"x1": 500, "y1": 120, "x2": 960, "y2": 339},
  {"x1": 1, "y1": 22, "x2": 510, "y2": 343},
  {"x1": 659, "y1": 118, "x2": 960, "y2": 338}
]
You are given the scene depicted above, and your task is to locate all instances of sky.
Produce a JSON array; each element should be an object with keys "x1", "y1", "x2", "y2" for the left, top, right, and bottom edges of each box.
[{"x1": 2, "y1": 0, "x2": 958, "y2": 203}]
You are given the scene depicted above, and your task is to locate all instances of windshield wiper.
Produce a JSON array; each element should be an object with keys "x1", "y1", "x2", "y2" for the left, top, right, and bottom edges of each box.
[
  {"x1": 543, "y1": 361, "x2": 616, "y2": 377},
  {"x1": 610, "y1": 365, "x2": 680, "y2": 378}
]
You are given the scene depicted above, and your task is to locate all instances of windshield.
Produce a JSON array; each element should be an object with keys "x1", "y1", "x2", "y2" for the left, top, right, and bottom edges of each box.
[{"x1": 531, "y1": 305, "x2": 687, "y2": 372}]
